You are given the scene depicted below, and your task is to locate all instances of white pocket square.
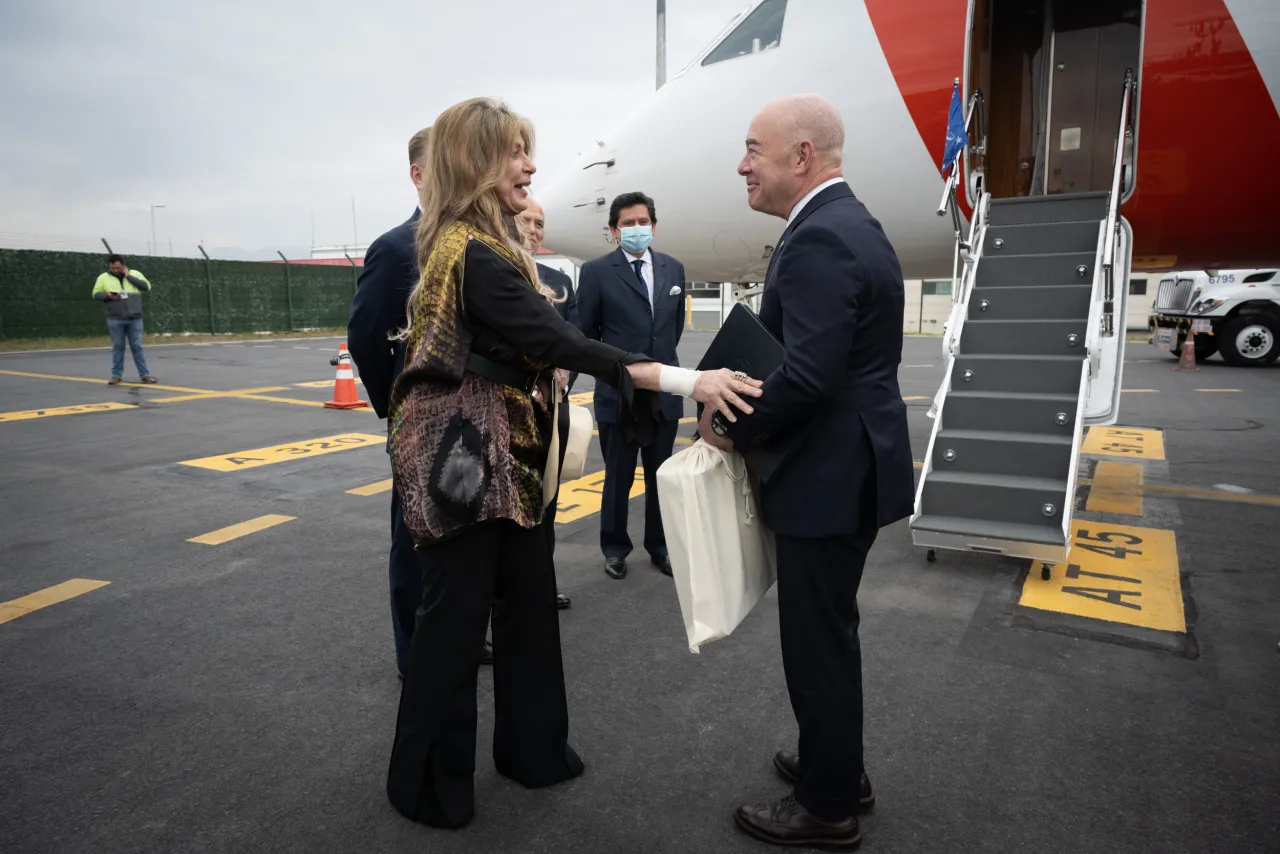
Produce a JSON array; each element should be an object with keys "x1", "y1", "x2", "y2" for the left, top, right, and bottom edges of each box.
[{"x1": 669, "y1": 285, "x2": 682, "y2": 295}]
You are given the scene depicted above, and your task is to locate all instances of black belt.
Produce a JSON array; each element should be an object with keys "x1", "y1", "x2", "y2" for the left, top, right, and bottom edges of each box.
[{"x1": 466, "y1": 353, "x2": 538, "y2": 394}]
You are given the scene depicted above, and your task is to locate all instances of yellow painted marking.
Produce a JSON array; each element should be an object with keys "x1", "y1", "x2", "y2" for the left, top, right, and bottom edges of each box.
[
  {"x1": 0, "y1": 369, "x2": 206, "y2": 393},
  {"x1": 1140, "y1": 483, "x2": 1280, "y2": 508},
  {"x1": 1086, "y1": 461, "x2": 1144, "y2": 516},
  {"x1": 554, "y1": 467, "x2": 645, "y2": 524},
  {"x1": 0, "y1": 579, "x2": 110, "y2": 626},
  {"x1": 0, "y1": 370, "x2": 360, "y2": 410},
  {"x1": 1080, "y1": 426, "x2": 1166, "y2": 461},
  {"x1": 348, "y1": 478, "x2": 393, "y2": 496},
  {"x1": 1021, "y1": 523, "x2": 1183, "y2": 633},
  {"x1": 675, "y1": 436, "x2": 695, "y2": 445},
  {"x1": 189, "y1": 514, "x2": 296, "y2": 545},
  {"x1": 223, "y1": 392, "x2": 364, "y2": 408},
  {"x1": 568, "y1": 392, "x2": 594, "y2": 405},
  {"x1": 902, "y1": 395, "x2": 930, "y2": 401},
  {"x1": 1194, "y1": 388, "x2": 1240, "y2": 393},
  {"x1": 0, "y1": 401, "x2": 134, "y2": 423},
  {"x1": 294, "y1": 378, "x2": 363, "y2": 388},
  {"x1": 151, "y1": 387, "x2": 288, "y2": 403},
  {"x1": 678, "y1": 416, "x2": 697, "y2": 425},
  {"x1": 181, "y1": 432, "x2": 385, "y2": 471}
]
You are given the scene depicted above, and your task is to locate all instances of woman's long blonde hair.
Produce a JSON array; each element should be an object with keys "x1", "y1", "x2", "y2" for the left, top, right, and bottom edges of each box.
[{"x1": 395, "y1": 97, "x2": 553, "y2": 341}]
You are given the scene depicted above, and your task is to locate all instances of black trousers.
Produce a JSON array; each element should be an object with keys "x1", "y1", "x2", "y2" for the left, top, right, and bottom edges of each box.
[
  {"x1": 389, "y1": 478, "x2": 421, "y2": 677},
  {"x1": 386, "y1": 517, "x2": 584, "y2": 828},
  {"x1": 598, "y1": 418, "x2": 679, "y2": 560},
  {"x1": 775, "y1": 474, "x2": 880, "y2": 821}
]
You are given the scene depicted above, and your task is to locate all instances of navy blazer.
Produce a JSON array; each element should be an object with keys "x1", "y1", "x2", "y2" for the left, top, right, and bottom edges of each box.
[
  {"x1": 577, "y1": 246, "x2": 686, "y2": 423},
  {"x1": 538, "y1": 262, "x2": 579, "y2": 393},
  {"x1": 724, "y1": 183, "x2": 915, "y2": 537},
  {"x1": 347, "y1": 209, "x2": 419, "y2": 419}
]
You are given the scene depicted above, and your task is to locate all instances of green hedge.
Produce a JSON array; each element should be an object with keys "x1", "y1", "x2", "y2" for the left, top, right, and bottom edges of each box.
[{"x1": 0, "y1": 249, "x2": 360, "y2": 339}]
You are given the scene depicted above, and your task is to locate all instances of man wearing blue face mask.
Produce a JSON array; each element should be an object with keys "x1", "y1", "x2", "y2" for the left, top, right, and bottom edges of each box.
[{"x1": 576, "y1": 191, "x2": 686, "y2": 581}]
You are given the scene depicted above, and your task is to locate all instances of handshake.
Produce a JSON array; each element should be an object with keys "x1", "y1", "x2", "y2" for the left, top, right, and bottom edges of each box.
[{"x1": 621, "y1": 362, "x2": 763, "y2": 451}]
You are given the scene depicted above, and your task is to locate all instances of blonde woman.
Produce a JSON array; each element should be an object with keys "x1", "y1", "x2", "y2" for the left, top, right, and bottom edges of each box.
[{"x1": 384, "y1": 96, "x2": 761, "y2": 829}]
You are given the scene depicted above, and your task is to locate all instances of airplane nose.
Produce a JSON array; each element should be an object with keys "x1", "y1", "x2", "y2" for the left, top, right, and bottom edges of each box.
[{"x1": 537, "y1": 151, "x2": 612, "y2": 262}]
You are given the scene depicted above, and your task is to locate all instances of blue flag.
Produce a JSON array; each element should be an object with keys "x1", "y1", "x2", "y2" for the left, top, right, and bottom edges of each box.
[{"x1": 941, "y1": 81, "x2": 968, "y2": 177}]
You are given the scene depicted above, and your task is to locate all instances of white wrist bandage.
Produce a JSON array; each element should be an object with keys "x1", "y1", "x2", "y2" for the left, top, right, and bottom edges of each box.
[{"x1": 658, "y1": 365, "x2": 700, "y2": 397}]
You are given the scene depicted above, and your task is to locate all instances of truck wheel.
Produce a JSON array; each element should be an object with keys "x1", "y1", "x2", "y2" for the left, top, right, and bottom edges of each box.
[
  {"x1": 1219, "y1": 315, "x2": 1280, "y2": 366},
  {"x1": 1168, "y1": 332, "x2": 1217, "y2": 362}
]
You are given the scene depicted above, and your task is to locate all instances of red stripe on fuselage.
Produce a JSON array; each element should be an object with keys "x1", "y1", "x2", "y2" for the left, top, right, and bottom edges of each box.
[
  {"x1": 864, "y1": 0, "x2": 970, "y2": 215},
  {"x1": 866, "y1": 0, "x2": 1280, "y2": 269}
]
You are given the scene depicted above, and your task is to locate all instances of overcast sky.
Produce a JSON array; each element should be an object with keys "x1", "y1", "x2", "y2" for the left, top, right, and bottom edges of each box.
[{"x1": 0, "y1": 0, "x2": 752, "y2": 259}]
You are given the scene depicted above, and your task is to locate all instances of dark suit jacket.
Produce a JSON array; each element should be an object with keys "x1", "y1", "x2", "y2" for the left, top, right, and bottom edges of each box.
[
  {"x1": 723, "y1": 183, "x2": 915, "y2": 538},
  {"x1": 538, "y1": 262, "x2": 579, "y2": 393},
  {"x1": 347, "y1": 209, "x2": 419, "y2": 419},
  {"x1": 577, "y1": 247, "x2": 685, "y2": 423}
]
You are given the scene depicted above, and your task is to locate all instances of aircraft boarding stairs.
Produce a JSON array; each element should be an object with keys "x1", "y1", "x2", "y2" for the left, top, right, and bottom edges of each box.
[{"x1": 910, "y1": 191, "x2": 1125, "y2": 576}]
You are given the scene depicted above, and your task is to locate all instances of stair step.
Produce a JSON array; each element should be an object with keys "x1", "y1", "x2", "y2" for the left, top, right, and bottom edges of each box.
[
  {"x1": 987, "y1": 192, "x2": 1109, "y2": 226},
  {"x1": 911, "y1": 514, "x2": 1067, "y2": 547},
  {"x1": 975, "y1": 252, "x2": 1097, "y2": 288},
  {"x1": 985, "y1": 221, "x2": 1101, "y2": 256},
  {"x1": 932, "y1": 429, "x2": 1073, "y2": 480},
  {"x1": 920, "y1": 470, "x2": 1071, "y2": 529},
  {"x1": 968, "y1": 284, "x2": 1093, "y2": 321},
  {"x1": 942, "y1": 390, "x2": 1079, "y2": 435},
  {"x1": 960, "y1": 318, "x2": 1089, "y2": 356},
  {"x1": 952, "y1": 355, "x2": 1084, "y2": 395}
]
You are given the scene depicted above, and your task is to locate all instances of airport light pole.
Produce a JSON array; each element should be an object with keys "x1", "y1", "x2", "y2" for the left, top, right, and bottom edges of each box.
[
  {"x1": 656, "y1": 0, "x2": 667, "y2": 89},
  {"x1": 150, "y1": 204, "x2": 166, "y2": 256}
]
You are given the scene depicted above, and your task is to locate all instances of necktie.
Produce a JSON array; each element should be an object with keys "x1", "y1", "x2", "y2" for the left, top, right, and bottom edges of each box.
[{"x1": 632, "y1": 259, "x2": 649, "y2": 307}]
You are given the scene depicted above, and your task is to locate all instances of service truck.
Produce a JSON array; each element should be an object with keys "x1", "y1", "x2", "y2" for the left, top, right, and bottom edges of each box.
[{"x1": 1148, "y1": 269, "x2": 1280, "y2": 366}]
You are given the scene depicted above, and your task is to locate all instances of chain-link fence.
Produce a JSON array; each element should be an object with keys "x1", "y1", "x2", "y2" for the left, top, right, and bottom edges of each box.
[{"x1": 0, "y1": 247, "x2": 360, "y2": 340}]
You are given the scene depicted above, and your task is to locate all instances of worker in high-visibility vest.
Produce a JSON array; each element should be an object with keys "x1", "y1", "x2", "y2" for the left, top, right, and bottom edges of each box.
[{"x1": 92, "y1": 253, "x2": 157, "y2": 385}]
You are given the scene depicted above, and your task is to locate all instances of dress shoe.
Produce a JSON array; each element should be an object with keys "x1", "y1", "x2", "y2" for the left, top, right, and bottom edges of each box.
[
  {"x1": 481, "y1": 639, "x2": 493, "y2": 665},
  {"x1": 734, "y1": 794, "x2": 861, "y2": 850},
  {"x1": 651, "y1": 554, "x2": 673, "y2": 576},
  {"x1": 773, "y1": 750, "x2": 875, "y2": 812},
  {"x1": 556, "y1": 591, "x2": 571, "y2": 609},
  {"x1": 604, "y1": 557, "x2": 627, "y2": 580}
]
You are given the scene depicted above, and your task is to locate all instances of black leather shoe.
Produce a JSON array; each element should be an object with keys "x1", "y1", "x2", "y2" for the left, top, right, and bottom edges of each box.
[
  {"x1": 605, "y1": 557, "x2": 626, "y2": 580},
  {"x1": 651, "y1": 554, "x2": 673, "y2": 576},
  {"x1": 556, "y1": 591, "x2": 571, "y2": 609},
  {"x1": 481, "y1": 639, "x2": 493, "y2": 665},
  {"x1": 734, "y1": 794, "x2": 861, "y2": 850},
  {"x1": 773, "y1": 750, "x2": 875, "y2": 812}
]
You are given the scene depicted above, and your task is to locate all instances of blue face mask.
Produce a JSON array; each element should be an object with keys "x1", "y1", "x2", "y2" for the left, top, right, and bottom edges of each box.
[{"x1": 619, "y1": 225, "x2": 653, "y2": 254}]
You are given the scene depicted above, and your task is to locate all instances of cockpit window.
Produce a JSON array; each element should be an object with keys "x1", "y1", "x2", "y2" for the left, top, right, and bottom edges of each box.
[{"x1": 701, "y1": 0, "x2": 788, "y2": 66}]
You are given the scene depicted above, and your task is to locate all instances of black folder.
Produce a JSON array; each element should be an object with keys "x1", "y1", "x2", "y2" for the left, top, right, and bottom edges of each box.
[{"x1": 696, "y1": 303, "x2": 807, "y2": 483}]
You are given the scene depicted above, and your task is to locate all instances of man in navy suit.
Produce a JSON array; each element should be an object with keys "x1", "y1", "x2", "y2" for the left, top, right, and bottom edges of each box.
[
  {"x1": 347, "y1": 126, "x2": 433, "y2": 679},
  {"x1": 518, "y1": 196, "x2": 576, "y2": 610},
  {"x1": 701, "y1": 95, "x2": 914, "y2": 848},
  {"x1": 577, "y1": 191, "x2": 686, "y2": 581}
]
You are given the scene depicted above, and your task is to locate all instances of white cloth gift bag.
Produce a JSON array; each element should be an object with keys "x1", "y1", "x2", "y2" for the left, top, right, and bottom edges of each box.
[{"x1": 656, "y1": 439, "x2": 777, "y2": 653}]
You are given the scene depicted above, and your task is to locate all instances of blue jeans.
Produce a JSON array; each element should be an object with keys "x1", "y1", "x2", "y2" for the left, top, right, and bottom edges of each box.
[{"x1": 107, "y1": 317, "x2": 150, "y2": 379}]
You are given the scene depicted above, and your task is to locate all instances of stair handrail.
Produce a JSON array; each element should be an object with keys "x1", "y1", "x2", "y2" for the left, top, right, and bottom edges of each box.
[
  {"x1": 1062, "y1": 358, "x2": 1091, "y2": 544},
  {"x1": 942, "y1": 191, "x2": 990, "y2": 359},
  {"x1": 936, "y1": 89, "x2": 985, "y2": 252},
  {"x1": 1101, "y1": 69, "x2": 1135, "y2": 338},
  {"x1": 910, "y1": 357, "x2": 956, "y2": 524}
]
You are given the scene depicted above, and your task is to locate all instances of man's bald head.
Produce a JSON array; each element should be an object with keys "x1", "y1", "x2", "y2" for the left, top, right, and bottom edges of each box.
[
  {"x1": 516, "y1": 196, "x2": 546, "y2": 253},
  {"x1": 739, "y1": 94, "x2": 846, "y2": 219}
]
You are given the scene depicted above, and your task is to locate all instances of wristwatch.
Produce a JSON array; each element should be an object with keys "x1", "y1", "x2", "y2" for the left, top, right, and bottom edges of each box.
[{"x1": 711, "y1": 410, "x2": 730, "y2": 436}]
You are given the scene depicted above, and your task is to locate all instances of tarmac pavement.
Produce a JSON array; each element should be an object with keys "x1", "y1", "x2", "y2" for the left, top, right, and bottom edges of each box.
[{"x1": 1, "y1": 333, "x2": 1277, "y2": 854}]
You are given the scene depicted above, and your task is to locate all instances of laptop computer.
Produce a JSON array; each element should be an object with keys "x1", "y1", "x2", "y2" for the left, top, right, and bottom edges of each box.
[{"x1": 695, "y1": 303, "x2": 807, "y2": 483}]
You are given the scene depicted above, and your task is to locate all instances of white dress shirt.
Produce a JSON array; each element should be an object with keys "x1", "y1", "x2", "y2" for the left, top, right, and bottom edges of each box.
[
  {"x1": 623, "y1": 248, "x2": 655, "y2": 309},
  {"x1": 787, "y1": 176, "x2": 847, "y2": 226}
]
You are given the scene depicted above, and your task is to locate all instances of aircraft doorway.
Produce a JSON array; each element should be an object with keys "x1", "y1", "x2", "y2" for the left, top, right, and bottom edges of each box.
[{"x1": 968, "y1": 0, "x2": 1142, "y2": 199}]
